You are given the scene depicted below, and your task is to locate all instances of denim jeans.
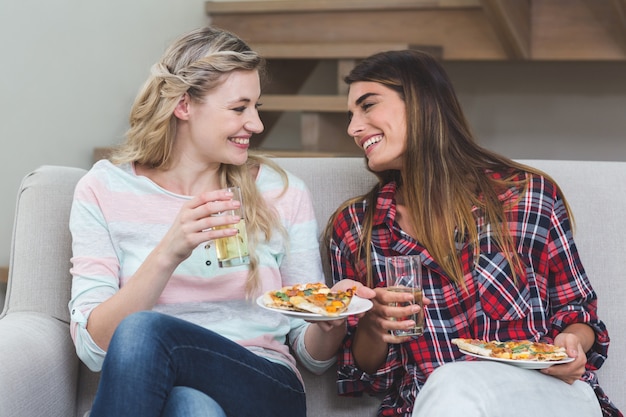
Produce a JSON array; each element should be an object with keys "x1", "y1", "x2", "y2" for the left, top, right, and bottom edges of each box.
[
  {"x1": 89, "y1": 311, "x2": 306, "y2": 417},
  {"x1": 162, "y1": 387, "x2": 226, "y2": 417}
]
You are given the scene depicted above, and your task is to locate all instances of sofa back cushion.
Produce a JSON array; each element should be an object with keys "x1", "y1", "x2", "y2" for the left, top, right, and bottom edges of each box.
[{"x1": 5, "y1": 165, "x2": 87, "y2": 322}]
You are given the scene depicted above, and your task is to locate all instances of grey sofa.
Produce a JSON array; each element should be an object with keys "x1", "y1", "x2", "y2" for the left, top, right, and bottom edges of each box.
[{"x1": 1, "y1": 158, "x2": 624, "y2": 416}]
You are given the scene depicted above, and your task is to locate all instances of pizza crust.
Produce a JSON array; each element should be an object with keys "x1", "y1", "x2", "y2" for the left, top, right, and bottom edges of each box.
[
  {"x1": 289, "y1": 296, "x2": 329, "y2": 315},
  {"x1": 451, "y1": 338, "x2": 493, "y2": 357}
]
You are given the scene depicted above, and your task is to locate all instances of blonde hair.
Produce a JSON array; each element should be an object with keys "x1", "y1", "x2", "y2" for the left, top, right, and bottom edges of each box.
[
  {"x1": 327, "y1": 50, "x2": 573, "y2": 289},
  {"x1": 112, "y1": 26, "x2": 264, "y2": 169},
  {"x1": 111, "y1": 27, "x2": 285, "y2": 296}
]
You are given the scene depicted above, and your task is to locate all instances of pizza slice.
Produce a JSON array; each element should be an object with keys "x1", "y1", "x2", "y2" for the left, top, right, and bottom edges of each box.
[
  {"x1": 263, "y1": 283, "x2": 356, "y2": 317},
  {"x1": 290, "y1": 286, "x2": 356, "y2": 316},
  {"x1": 451, "y1": 338, "x2": 494, "y2": 357},
  {"x1": 451, "y1": 338, "x2": 568, "y2": 361}
]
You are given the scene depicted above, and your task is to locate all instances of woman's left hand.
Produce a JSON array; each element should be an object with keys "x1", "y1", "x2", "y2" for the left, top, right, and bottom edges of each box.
[{"x1": 540, "y1": 332, "x2": 587, "y2": 384}]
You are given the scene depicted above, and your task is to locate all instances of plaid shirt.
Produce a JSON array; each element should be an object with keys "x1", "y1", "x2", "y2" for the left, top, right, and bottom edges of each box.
[{"x1": 329, "y1": 171, "x2": 622, "y2": 417}]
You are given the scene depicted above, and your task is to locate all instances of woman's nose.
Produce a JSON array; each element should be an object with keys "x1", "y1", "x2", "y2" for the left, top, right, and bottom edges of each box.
[
  {"x1": 245, "y1": 113, "x2": 264, "y2": 134},
  {"x1": 347, "y1": 118, "x2": 362, "y2": 140}
]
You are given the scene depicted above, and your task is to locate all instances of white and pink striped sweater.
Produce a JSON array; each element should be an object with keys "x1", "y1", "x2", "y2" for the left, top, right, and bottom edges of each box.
[{"x1": 68, "y1": 159, "x2": 331, "y2": 378}]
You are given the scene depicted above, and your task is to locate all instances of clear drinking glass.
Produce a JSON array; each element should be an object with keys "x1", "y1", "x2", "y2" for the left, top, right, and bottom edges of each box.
[
  {"x1": 385, "y1": 255, "x2": 424, "y2": 336},
  {"x1": 212, "y1": 186, "x2": 249, "y2": 268}
]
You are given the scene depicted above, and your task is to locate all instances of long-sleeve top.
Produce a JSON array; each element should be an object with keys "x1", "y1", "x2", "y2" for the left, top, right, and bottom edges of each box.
[
  {"x1": 69, "y1": 159, "x2": 333, "y2": 379},
  {"x1": 329, "y1": 171, "x2": 622, "y2": 417}
]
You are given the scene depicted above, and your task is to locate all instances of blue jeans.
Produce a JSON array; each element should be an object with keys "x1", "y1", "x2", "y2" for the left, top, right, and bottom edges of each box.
[
  {"x1": 162, "y1": 387, "x2": 226, "y2": 417},
  {"x1": 89, "y1": 311, "x2": 306, "y2": 417}
]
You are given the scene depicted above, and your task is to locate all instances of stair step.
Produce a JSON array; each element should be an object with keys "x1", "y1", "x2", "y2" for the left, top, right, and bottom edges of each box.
[
  {"x1": 206, "y1": 0, "x2": 480, "y2": 14},
  {"x1": 253, "y1": 42, "x2": 413, "y2": 59},
  {"x1": 261, "y1": 95, "x2": 347, "y2": 112}
]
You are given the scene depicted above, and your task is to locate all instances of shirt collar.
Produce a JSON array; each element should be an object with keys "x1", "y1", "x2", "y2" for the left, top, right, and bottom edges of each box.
[
  {"x1": 373, "y1": 181, "x2": 399, "y2": 227},
  {"x1": 372, "y1": 180, "x2": 464, "y2": 281}
]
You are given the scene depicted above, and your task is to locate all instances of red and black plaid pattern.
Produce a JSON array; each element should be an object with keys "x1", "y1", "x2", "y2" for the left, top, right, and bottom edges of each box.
[{"x1": 329, "y1": 172, "x2": 621, "y2": 417}]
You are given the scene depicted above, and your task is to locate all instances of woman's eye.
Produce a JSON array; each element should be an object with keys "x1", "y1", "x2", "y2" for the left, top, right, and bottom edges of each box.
[
  {"x1": 361, "y1": 102, "x2": 373, "y2": 111},
  {"x1": 232, "y1": 106, "x2": 246, "y2": 113}
]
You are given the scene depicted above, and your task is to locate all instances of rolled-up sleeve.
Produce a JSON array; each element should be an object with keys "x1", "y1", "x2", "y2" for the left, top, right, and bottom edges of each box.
[{"x1": 68, "y1": 175, "x2": 120, "y2": 371}]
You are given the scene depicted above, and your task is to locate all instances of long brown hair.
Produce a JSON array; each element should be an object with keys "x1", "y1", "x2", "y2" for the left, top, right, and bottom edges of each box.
[{"x1": 327, "y1": 50, "x2": 572, "y2": 288}]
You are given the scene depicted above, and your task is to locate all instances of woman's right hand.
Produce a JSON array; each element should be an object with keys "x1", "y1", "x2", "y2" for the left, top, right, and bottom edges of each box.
[
  {"x1": 161, "y1": 188, "x2": 242, "y2": 264},
  {"x1": 359, "y1": 287, "x2": 428, "y2": 344},
  {"x1": 352, "y1": 288, "x2": 429, "y2": 373}
]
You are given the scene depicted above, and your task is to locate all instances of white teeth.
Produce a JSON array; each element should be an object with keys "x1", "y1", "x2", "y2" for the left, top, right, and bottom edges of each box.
[
  {"x1": 230, "y1": 138, "x2": 249, "y2": 145},
  {"x1": 363, "y1": 136, "x2": 382, "y2": 150}
]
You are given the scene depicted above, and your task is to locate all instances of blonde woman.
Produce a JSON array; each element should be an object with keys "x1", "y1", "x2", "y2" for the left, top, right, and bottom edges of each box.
[
  {"x1": 326, "y1": 50, "x2": 621, "y2": 417},
  {"x1": 69, "y1": 27, "x2": 355, "y2": 417}
]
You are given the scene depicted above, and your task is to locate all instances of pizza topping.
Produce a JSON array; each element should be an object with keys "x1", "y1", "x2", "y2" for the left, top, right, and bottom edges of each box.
[
  {"x1": 451, "y1": 338, "x2": 569, "y2": 362},
  {"x1": 262, "y1": 283, "x2": 356, "y2": 317}
]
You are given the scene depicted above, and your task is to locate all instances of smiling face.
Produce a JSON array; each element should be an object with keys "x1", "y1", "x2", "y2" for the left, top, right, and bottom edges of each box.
[
  {"x1": 347, "y1": 81, "x2": 407, "y2": 172},
  {"x1": 173, "y1": 69, "x2": 263, "y2": 167}
]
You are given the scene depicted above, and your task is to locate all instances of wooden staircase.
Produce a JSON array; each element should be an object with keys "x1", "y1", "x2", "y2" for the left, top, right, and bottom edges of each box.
[{"x1": 206, "y1": 0, "x2": 626, "y2": 155}]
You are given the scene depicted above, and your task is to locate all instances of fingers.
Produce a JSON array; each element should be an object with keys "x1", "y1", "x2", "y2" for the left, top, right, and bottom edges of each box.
[
  {"x1": 333, "y1": 284, "x2": 425, "y2": 344},
  {"x1": 331, "y1": 279, "x2": 376, "y2": 299},
  {"x1": 360, "y1": 292, "x2": 423, "y2": 344},
  {"x1": 376, "y1": 286, "x2": 414, "y2": 305},
  {"x1": 382, "y1": 332, "x2": 414, "y2": 344},
  {"x1": 356, "y1": 286, "x2": 377, "y2": 299},
  {"x1": 185, "y1": 189, "x2": 242, "y2": 236},
  {"x1": 540, "y1": 343, "x2": 586, "y2": 384},
  {"x1": 168, "y1": 188, "x2": 243, "y2": 258},
  {"x1": 192, "y1": 189, "x2": 240, "y2": 218}
]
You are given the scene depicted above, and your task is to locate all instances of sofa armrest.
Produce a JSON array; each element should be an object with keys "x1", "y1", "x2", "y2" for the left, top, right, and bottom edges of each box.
[{"x1": 0, "y1": 312, "x2": 79, "y2": 417}]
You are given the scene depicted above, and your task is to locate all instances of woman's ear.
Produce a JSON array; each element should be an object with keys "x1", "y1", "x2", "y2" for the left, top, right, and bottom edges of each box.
[{"x1": 173, "y1": 93, "x2": 191, "y2": 120}]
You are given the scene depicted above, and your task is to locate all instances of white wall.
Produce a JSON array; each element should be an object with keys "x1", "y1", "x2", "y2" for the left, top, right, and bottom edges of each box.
[
  {"x1": 0, "y1": 0, "x2": 625, "y2": 273},
  {"x1": 446, "y1": 61, "x2": 626, "y2": 161},
  {"x1": 0, "y1": 0, "x2": 209, "y2": 269}
]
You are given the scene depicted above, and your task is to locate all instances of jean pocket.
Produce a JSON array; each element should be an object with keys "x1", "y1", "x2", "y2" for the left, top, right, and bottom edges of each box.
[{"x1": 475, "y1": 252, "x2": 531, "y2": 321}]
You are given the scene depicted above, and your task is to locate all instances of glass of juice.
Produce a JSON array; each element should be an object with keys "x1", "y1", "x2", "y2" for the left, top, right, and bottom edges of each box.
[
  {"x1": 385, "y1": 255, "x2": 424, "y2": 336},
  {"x1": 213, "y1": 186, "x2": 249, "y2": 268}
]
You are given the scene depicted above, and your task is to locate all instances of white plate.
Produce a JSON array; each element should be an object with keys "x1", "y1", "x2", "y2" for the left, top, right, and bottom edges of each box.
[
  {"x1": 256, "y1": 295, "x2": 373, "y2": 321},
  {"x1": 459, "y1": 349, "x2": 575, "y2": 369}
]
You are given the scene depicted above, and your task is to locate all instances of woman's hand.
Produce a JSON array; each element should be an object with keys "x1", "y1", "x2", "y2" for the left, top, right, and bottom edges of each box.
[
  {"x1": 311, "y1": 279, "x2": 375, "y2": 332},
  {"x1": 358, "y1": 287, "x2": 429, "y2": 344},
  {"x1": 160, "y1": 188, "x2": 241, "y2": 264},
  {"x1": 331, "y1": 279, "x2": 377, "y2": 300},
  {"x1": 540, "y1": 332, "x2": 587, "y2": 384},
  {"x1": 350, "y1": 287, "x2": 429, "y2": 373}
]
